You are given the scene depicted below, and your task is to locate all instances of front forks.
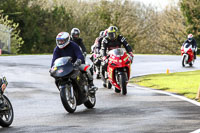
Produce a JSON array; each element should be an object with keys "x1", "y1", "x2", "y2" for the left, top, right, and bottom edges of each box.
[
  {"x1": 183, "y1": 54, "x2": 189, "y2": 63},
  {"x1": 115, "y1": 69, "x2": 128, "y2": 84},
  {"x1": 59, "y1": 84, "x2": 74, "y2": 100},
  {"x1": 70, "y1": 85, "x2": 74, "y2": 99}
]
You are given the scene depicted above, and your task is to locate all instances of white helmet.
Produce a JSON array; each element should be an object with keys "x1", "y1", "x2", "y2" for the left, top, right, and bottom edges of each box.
[
  {"x1": 56, "y1": 32, "x2": 70, "y2": 49},
  {"x1": 188, "y1": 34, "x2": 193, "y2": 42}
]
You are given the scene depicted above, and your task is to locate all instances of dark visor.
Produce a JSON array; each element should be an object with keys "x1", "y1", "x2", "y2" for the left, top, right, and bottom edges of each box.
[{"x1": 108, "y1": 32, "x2": 115, "y2": 39}]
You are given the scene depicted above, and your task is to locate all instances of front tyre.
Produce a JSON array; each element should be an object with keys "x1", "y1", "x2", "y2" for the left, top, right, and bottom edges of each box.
[
  {"x1": 84, "y1": 94, "x2": 96, "y2": 109},
  {"x1": 0, "y1": 95, "x2": 14, "y2": 127},
  {"x1": 60, "y1": 85, "x2": 77, "y2": 113},
  {"x1": 119, "y1": 72, "x2": 127, "y2": 95},
  {"x1": 182, "y1": 55, "x2": 186, "y2": 67},
  {"x1": 115, "y1": 87, "x2": 121, "y2": 93}
]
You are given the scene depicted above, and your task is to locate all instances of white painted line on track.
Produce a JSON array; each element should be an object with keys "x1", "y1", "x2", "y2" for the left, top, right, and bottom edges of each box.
[
  {"x1": 190, "y1": 128, "x2": 200, "y2": 133},
  {"x1": 129, "y1": 84, "x2": 200, "y2": 133},
  {"x1": 128, "y1": 84, "x2": 200, "y2": 106}
]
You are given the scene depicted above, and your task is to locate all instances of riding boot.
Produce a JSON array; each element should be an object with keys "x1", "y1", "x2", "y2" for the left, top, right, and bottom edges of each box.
[
  {"x1": 88, "y1": 80, "x2": 98, "y2": 93},
  {"x1": 89, "y1": 66, "x2": 94, "y2": 76},
  {"x1": 194, "y1": 51, "x2": 196, "y2": 59}
]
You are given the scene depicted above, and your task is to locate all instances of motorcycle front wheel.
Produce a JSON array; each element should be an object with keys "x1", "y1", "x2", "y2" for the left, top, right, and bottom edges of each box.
[
  {"x1": 0, "y1": 95, "x2": 14, "y2": 127},
  {"x1": 119, "y1": 72, "x2": 127, "y2": 95},
  {"x1": 60, "y1": 85, "x2": 77, "y2": 113},
  {"x1": 182, "y1": 55, "x2": 186, "y2": 67}
]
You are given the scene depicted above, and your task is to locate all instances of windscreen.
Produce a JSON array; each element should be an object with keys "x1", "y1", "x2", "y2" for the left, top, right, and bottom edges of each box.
[
  {"x1": 53, "y1": 57, "x2": 72, "y2": 67},
  {"x1": 109, "y1": 48, "x2": 125, "y2": 56},
  {"x1": 184, "y1": 43, "x2": 191, "y2": 48}
]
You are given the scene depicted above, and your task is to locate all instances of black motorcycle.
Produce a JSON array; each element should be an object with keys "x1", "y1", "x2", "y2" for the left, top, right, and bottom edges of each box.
[
  {"x1": 0, "y1": 77, "x2": 14, "y2": 127},
  {"x1": 50, "y1": 57, "x2": 96, "y2": 113}
]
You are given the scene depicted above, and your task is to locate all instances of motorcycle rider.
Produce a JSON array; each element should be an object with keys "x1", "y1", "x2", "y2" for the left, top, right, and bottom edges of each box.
[
  {"x1": 183, "y1": 34, "x2": 197, "y2": 59},
  {"x1": 95, "y1": 30, "x2": 105, "y2": 55},
  {"x1": 90, "y1": 31, "x2": 105, "y2": 79},
  {"x1": 51, "y1": 32, "x2": 97, "y2": 92},
  {"x1": 70, "y1": 28, "x2": 87, "y2": 58},
  {"x1": 90, "y1": 30, "x2": 105, "y2": 61},
  {"x1": 101, "y1": 26, "x2": 134, "y2": 86},
  {"x1": 93, "y1": 29, "x2": 108, "y2": 55},
  {"x1": 90, "y1": 29, "x2": 109, "y2": 62},
  {"x1": 102, "y1": 26, "x2": 134, "y2": 62}
]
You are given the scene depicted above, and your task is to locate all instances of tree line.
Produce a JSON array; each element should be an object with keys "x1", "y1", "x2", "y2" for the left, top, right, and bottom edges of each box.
[{"x1": 0, "y1": 0, "x2": 199, "y2": 54}]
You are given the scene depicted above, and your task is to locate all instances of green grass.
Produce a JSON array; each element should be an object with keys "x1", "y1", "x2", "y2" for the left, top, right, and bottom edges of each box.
[{"x1": 130, "y1": 70, "x2": 200, "y2": 100}]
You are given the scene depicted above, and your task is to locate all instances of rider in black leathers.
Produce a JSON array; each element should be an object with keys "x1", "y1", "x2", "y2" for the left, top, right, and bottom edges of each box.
[
  {"x1": 101, "y1": 26, "x2": 134, "y2": 86},
  {"x1": 70, "y1": 28, "x2": 87, "y2": 58},
  {"x1": 102, "y1": 26, "x2": 133, "y2": 61}
]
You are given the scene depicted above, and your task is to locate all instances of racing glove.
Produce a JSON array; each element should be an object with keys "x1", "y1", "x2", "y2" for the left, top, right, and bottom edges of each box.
[
  {"x1": 129, "y1": 52, "x2": 134, "y2": 63},
  {"x1": 96, "y1": 54, "x2": 101, "y2": 58},
  {"x1": 102, "y1": 56, "x2": 107, "y2": 61},
  {"x1": 1, "y1": 76, "x2": 8, "y2": 93},
  {"x1": 74, "y1": 59, "x2": 82, "y2": 67}
]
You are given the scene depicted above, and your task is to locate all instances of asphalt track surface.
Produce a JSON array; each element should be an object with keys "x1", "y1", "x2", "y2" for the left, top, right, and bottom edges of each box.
[{"x1": 0, "y1": 55, "x2": 199, "y2": 133}]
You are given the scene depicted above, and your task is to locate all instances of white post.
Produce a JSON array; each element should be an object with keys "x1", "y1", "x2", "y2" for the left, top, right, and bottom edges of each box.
[
  {"x1": 0, "y1": 24, "x2": 13, "y2": 54},
  {"x1": 8, "y1": 28, "x2": 13, "y2": 54}
]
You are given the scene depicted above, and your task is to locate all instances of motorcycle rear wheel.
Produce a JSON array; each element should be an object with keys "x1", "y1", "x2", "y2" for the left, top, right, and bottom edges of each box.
[
  {"x1": 0, "y1": 95, "x2": 14, "y2": 127},
  {"x1": 189, "y1": 60, "x2": 194, "y2": 67},
  {"x1": 119, "y1": 72, "x2": 127, "y2": 95},
  {"x1": 115, "y1": 87, "x2": 121, "y2": 93},
  {"x1": 182, "y1": 55, "x2": 186, "y2": 67},
  {"x1": 60, "y1": 85, "x2": 77, "y2": 113}
]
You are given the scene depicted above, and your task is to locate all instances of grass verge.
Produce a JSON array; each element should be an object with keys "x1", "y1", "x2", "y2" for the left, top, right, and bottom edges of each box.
[{"x1": 130, "y1": 70, "x2": 200, "y2": 100}]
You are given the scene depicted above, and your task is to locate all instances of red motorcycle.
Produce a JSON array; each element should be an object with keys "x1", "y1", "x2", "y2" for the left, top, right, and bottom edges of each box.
[
  {"x1": 181, "y1": 43, "x2": 195, "y2": 67},
  {"x1": 105, "y1": 48, "x2": 132, "y2": 95}
]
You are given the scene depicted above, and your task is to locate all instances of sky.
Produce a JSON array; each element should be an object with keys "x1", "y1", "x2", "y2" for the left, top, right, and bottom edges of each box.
[
  {"x1": 84, "y1": 0, "x2": 180, "y2": 11},
  {"x1": 134, "y1": 0, "x2": 179, "y2": 10}
]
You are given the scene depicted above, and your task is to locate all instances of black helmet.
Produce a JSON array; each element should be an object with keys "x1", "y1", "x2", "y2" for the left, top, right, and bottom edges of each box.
[
  {"x1": 99, "y1": 31, "x2": 104, "y2": 37},
  {"x1": 71, "y1": 28, "x2": 80, "y2": 40}
]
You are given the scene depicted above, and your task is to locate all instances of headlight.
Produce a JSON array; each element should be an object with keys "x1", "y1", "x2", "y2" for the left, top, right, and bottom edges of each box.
[
  {"x1": 125, "y1": 61, "x2": 130, "y2": 64},
  {"x1": 111, "y1": 63, "x2": 116, "y2": 66}
]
